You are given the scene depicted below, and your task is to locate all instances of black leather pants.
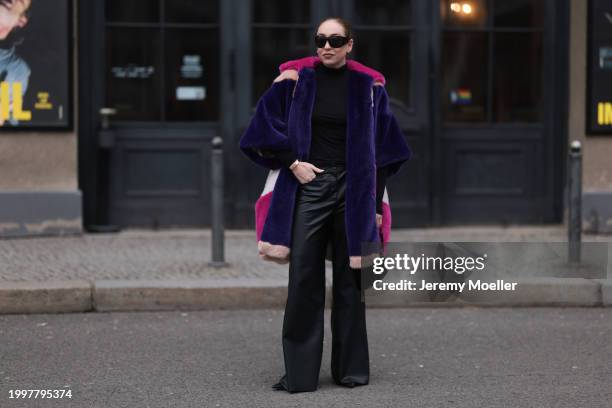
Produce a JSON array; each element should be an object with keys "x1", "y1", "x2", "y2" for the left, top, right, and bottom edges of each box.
[{"x1": 275, "y1": 163, "x2": 370, "y2": 393}]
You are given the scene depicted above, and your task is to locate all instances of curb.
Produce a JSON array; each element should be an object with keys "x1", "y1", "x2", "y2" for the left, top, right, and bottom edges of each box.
[
  {"x1": 93, "y1": 279, "x2": 289, "y2": 312},
  {"x1": 0, "y1": 278, "x2": 610, "y2": 314},
  {"x1": 594, "y1": 279, "x2": 612, "y2": 306},
  {"x1": 0, "y1": 280, "x2": 92, "y2": 314}
]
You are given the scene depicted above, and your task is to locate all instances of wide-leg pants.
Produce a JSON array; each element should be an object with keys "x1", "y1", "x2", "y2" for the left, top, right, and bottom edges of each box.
[{"x1": 277, "y1": 163, "x2": 370, "y2": 393}]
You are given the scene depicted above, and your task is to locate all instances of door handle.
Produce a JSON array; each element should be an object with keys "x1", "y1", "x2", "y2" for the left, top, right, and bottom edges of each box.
[
  {"x1": 98, "y1": 107, "x2": 117, "y2": 149},
  {"x1": 99, "y1": 107, "x2": 117, "y2": 129}
]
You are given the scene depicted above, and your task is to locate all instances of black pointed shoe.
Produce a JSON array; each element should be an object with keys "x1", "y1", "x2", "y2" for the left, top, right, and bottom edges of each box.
[{"x1": 272, "y1": 374, "x2": 289, "y2": 392}]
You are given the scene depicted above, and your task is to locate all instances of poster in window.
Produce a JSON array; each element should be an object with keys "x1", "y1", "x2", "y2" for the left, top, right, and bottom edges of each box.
[
  {"x1": 0, "y1": 0, "x2": 71, "y2": 130},
  {"x1": 587, "y1": 0, "x2": 612, "y2": 134}
]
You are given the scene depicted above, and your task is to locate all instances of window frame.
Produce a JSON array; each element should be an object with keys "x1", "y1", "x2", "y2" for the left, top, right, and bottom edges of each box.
[
  {"x1": 104, "y1": 0, "x2": 220, "y2": 123},
  {"x1": 440, "y1": 0, "x2": 545, "y2": 125}
]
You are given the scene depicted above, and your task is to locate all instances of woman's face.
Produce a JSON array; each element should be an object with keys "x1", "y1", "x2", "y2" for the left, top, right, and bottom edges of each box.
[
  {"x1": 0, "y1": 0, "x2": 30, "y2": 40},
  {"x1": 315, "y1": 19, "x2": 353, "y2": 68}
]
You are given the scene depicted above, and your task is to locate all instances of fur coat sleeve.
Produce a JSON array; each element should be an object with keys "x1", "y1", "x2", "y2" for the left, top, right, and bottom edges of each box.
[
  {"x1": 373, "y1": 84, "x2": 412, "y2": 176},
  {"x1": 238, "y1": 79, "x2": 295, "y2": 170}
]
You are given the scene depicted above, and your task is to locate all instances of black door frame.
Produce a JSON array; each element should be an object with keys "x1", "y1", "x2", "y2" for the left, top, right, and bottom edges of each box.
[{"x1": 77, "y1": 0, "x2": 106, "y2": 229}]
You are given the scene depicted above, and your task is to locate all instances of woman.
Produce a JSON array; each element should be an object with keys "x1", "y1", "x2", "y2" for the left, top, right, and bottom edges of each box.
[
  {"x1": 239, "y1": 17, "x2": 412, "y2": 393},
  {"x1": 0, "y1": 0, "x2": 31, "y2": 126}
]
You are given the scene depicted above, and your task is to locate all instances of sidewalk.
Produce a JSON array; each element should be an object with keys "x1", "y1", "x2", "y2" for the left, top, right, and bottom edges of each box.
[{"x1": 1, "y1": 226, "x2": 611, "y2": 313}]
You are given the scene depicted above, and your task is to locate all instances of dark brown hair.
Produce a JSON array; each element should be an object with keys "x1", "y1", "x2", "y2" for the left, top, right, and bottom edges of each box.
[
  {"x1": 0, "y1": 0, "x2": 31, "y2": 12},
  {"x1": 0, "y1": 0, "x2": 30, "y2": 45},
  {"x1": 317, "y1": 17, "x2": 353, "y2": 39}
]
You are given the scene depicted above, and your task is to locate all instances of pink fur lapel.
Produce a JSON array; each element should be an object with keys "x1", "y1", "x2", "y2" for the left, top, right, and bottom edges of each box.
[{"x1": 279, "y1": 56, "x2": 386, "y2": 85}]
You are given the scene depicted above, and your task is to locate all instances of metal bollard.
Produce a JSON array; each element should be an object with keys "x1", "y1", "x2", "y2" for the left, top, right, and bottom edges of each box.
[
  {"x1": 208, "y1": 136, "x2": 230, "y2": 268},
  {"x1": 88, "y1": 108, "x2": 120, "y2": 233},
  {"x1": 568, "y1": 140, "x2": 582, "y2": 264}
]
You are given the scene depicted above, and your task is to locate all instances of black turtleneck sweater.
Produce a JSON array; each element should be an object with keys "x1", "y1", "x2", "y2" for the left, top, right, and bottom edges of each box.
[{"x1": 264, "y1": 62, "x2": 388, "y2": 214}]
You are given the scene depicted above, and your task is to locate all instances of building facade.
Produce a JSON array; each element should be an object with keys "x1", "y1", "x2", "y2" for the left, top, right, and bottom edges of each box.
[{"x1": 1, "y1": 0, "x2": 611, "y2": 237}]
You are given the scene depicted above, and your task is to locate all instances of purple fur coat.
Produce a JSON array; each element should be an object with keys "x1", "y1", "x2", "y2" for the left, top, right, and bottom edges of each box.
[{"x1": 239, "y1": 63, "x2": 412, "y2": 268}]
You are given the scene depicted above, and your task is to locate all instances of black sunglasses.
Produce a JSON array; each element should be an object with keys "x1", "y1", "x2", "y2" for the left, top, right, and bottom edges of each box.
[{"x1": 314, "y1": 34, "x2": 349, "y2": 48}]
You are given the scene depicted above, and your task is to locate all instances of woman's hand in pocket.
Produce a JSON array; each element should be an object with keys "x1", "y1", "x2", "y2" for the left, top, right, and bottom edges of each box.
[
  {"x1": 376, "y1": 213, "x2": 382, "y2": 228},
  {"x1": 291, "y1": 161, "x2": 324, "y2": 184}
]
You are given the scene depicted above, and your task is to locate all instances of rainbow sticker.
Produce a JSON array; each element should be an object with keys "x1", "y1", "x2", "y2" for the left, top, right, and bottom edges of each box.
[{"x1": 450, "y1": 88, "x2": 472, "y2": 105}]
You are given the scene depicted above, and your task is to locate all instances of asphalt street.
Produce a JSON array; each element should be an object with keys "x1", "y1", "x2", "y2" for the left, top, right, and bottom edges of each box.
[{"x1": 1, "y1": 307, "x2": 611, "y2": 407}]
